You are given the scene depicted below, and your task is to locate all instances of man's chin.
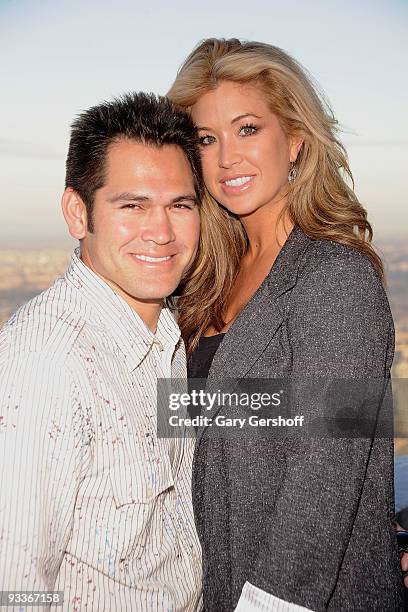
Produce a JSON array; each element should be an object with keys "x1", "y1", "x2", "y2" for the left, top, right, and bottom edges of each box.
[{"x1": 126, "y1": 284, "x2": 180, "y2": 304}]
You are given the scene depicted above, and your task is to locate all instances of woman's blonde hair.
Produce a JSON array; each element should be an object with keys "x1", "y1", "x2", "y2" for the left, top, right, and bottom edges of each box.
[{"x1": 168, "y1": 38, "x2": 383, "y2": 355}]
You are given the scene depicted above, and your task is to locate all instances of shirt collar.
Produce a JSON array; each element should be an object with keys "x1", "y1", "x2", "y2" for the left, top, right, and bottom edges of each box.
[{"x1": 64, "y1": 248, "x2": 181, "y2": 371}]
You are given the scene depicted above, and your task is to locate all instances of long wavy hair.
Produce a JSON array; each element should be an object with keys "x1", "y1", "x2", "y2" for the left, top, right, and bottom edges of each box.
[{"x1": 168, "y1": 38, "x2": 384, "y2": 356}]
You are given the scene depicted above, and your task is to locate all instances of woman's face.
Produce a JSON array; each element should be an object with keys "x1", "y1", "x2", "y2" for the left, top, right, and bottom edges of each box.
[{"x1": 191, "y1": 80, "x2": 302, "y2": 217}]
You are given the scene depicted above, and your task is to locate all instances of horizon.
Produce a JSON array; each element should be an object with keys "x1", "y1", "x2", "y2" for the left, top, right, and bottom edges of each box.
[{"x1": 0, "y1": 230, "x2": 406, "y2": 251}]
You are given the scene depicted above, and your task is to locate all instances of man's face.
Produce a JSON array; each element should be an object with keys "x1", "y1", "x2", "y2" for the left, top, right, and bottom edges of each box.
[{"x1": 79, "y1": 140, "x2": 200, "y2": 319}]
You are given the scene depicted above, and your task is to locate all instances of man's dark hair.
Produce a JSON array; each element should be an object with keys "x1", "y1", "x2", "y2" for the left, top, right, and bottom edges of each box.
[{"x1": 66, "y1": 92, "x2": 204, "y2": 231}]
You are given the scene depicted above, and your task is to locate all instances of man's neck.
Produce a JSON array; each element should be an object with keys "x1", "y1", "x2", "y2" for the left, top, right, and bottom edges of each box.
[
  {"x1": 78, "y1": 253, "x2": 163, "y2": 333},
  {"x1": 97, "y1": 279, "x2": 163, "y2": 333},
  {"x1": 125, "y1": 298, "x2": 163, "y2": 333}
]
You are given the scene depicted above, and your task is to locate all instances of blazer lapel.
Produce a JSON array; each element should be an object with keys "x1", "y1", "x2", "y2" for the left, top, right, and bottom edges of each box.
[{"x1": 196, "y1": 226, "x2": 312, "y2": 441}]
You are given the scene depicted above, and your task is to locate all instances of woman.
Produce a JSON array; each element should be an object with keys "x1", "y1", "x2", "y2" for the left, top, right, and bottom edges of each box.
[{"x1": 168, "y1": 39, "x2": 404, "y2": 611}]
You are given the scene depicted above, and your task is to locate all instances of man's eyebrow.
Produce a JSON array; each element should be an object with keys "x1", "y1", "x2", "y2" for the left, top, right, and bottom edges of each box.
[
  {"x1": 107, "y1": 193, "x2": 198, "y2": 204},
  {"x1": 197, "y1": 113, "x2": 262, "y2": 131},
  {"x1": 172, "y1": 194, "x2": 198, "y2": 204},
  {"x1": 108, "y1": 193, "x2": 151, "y2": 203}
]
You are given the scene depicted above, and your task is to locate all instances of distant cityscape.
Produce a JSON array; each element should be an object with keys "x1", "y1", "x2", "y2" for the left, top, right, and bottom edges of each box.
[{"x1": 0, "y1": 240, "x2": 407, "y2": 455}]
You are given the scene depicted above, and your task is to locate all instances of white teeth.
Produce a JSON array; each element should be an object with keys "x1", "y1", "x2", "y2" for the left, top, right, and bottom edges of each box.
[
  {"x1": 135, "y1": 255, "x2": 172, "y2": 262},
  {"x1": 224, "y1": 176, "x2": 252, "y2": 187}
]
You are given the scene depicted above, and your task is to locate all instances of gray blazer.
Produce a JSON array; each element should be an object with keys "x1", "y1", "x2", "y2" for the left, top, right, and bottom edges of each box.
[{"x1": 192, "y1": 227, "x2": 404, "y2": 611}]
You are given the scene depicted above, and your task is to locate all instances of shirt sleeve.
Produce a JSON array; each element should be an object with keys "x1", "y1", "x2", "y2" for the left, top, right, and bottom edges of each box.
[
  {"x1": 235, "y1": 582, "x2": 314, "y2": 612},
  {"x1": 0, "y1": 352, "x2": 92, "y2": 591}
]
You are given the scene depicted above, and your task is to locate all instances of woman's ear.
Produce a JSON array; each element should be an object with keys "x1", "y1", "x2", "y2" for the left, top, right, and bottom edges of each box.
[{"x1": 289, "y1": 136, "x2": 304, "y2": 163}]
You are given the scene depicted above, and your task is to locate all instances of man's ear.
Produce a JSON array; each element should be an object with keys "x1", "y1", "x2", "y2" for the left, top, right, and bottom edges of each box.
[{"x1": 61, "y1": 188, "x2": 88, "y2": 239}]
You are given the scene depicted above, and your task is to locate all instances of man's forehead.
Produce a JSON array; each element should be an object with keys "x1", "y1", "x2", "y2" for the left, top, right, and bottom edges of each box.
[
  {"x1": 106, "y1": 138, "x2": 187, "y2": 163},
  {"x1": 103, "y1": 138, "x2": 193, "y2": 179}
]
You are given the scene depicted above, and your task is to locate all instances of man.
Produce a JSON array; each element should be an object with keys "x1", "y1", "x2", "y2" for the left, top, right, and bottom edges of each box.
[{"x1": 0, "y1": 93, "x2": 202, "y2": 610}]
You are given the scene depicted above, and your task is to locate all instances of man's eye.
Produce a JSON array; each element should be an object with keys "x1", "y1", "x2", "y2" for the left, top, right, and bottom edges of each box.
[
  {"x1": 173, "y1": 203, "x2": 194, "y2": 210},
  {"x1": 121, "y1": 203, "x2": 141, "y2": 210},
  {"x1": 199, "y1": 134, "x2": 216, "y2": 146},
  {"x1": 239, "y1": 124, "x2": 257, "y2": 137}
]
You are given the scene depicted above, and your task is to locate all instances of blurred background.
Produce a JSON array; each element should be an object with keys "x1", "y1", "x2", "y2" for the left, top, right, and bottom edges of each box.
[{"x1": 0, "y1": 0, "x2": 407, "y2": 506}]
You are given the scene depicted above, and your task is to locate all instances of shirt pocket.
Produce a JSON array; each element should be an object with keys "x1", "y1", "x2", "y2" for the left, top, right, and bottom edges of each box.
[
  {"x1": 109, "y1": 456, "x2": 175, "y2": 566},
  {"x1": 110, "y1": 456, "x2": 174, "y2": 506}
]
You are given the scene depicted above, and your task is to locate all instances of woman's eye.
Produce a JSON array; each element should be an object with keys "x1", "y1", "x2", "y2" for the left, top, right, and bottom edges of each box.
[
  {"x1": 239, "y1": 124, "x2": 257, "y2": 137},
  {"x1": 199, "y1": 134, "x2": 216, "y2": 146}
]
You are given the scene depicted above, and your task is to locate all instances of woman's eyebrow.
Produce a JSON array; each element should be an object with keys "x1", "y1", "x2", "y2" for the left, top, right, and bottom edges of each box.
[
  {"x1": 231, "y1": 113, "x2": 262, "y2": 124},
  {"x1": 196, "y1": 113, "x2": 262, "y2": 131}
]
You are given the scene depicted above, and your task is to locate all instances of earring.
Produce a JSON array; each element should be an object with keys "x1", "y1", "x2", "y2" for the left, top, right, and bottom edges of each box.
[{"x1": 288, "y1": 161, "x2": 297, "y2": 183}]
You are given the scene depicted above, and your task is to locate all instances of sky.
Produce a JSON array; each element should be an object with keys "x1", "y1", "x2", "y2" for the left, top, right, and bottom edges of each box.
[{"x1": 0, "y1": 0, "x2": 407, "y2": 247}]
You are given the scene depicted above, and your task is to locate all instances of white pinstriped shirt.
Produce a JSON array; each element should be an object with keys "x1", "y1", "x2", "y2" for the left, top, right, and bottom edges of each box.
[{"x1": 0, "y1": 250, "x2": 202, "y2": 611}]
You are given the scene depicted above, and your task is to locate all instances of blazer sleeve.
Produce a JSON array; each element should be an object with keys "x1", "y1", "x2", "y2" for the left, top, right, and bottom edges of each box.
[{"x1": 248, "y1": 251, "x2": 395, "y2": 611}]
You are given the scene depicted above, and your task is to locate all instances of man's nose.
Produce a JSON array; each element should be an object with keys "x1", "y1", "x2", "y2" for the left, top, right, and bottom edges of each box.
[
  {"x1": 140, "y1": 208, "x2": 176, "y2": 245},
  {"x1": 218, "y1": 137, "x2": 242, "y2": 169}
]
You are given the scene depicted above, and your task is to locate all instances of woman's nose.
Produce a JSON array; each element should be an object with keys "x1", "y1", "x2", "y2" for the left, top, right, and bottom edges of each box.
[{"x1": 218, "y1": 138, "x2": 242, "y2": 169}]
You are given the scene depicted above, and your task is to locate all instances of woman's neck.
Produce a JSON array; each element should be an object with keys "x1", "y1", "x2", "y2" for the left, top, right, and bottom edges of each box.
[{"x1": 240, "y1": 201, "x2": 293, "y2": 261}]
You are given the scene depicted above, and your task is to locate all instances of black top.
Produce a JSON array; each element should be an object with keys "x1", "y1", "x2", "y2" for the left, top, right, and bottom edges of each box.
[{"x1": 188, "y1": 333, "x2": 225, "y2": 379}]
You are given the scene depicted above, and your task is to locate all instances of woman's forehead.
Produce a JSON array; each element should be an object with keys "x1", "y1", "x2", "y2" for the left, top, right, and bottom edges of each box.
[{"x1": 191, "y1": 81, "x2": 270, "y2": 123}]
